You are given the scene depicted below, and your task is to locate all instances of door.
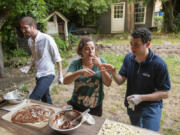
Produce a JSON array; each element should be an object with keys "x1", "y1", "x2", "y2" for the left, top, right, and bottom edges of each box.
[{"x1": 111, "y1": 2, "x2": 125, "y2": 33}]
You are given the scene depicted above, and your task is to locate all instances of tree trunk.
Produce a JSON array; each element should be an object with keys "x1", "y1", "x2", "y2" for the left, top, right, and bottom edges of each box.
[
  {"x1": 162, "y1": 0, "x2": 174, "y2": 32},
  {"x1": 0, "y1": 36, "x2": 5, "y2": 78},
  {"x1": 127, "y1": 0, "x2": 134, "y2": 33},
  {"x1": 0, "y1": 10, "x2": 11, "y2": 78}
]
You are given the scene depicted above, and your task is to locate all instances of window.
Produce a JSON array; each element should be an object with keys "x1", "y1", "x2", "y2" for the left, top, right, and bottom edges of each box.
[
  {"x1": 134, "y1": 2, "x2": 146, "y2": 24},
  {"x1": 114, "y1": 4, "x2": 124, "y2": 18}
]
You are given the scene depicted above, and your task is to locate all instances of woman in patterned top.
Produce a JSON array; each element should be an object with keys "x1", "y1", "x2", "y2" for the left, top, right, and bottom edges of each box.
[{"x1": 63, "y1": 36, "x2": 112, "y2": 116}]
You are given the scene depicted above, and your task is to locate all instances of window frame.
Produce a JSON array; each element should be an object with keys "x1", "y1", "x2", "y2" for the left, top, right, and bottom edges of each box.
[
  {"x1": 134, "y1": 2, "x2": 146, "y2": 24},
  {"x1": 113, "y1": 3, "x2": 124, "y2": 19}
]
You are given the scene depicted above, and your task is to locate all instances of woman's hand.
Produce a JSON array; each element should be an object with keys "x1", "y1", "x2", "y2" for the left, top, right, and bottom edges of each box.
[
  {"x1": 92, "y1": 56, "x2": 102, "y2": 67},
  {"x1": 80, "y1": 68, "x2": 95, "y2": 77}
]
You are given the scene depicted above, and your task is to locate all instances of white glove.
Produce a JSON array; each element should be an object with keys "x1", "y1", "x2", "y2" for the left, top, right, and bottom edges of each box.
[
  {"x1": 58, "y1": 73, "x2": 64, "y2": 84},
  {"x1": 127, "y1": 94, "x2": 142, "y2": 105},
  {"x1": 19, "y1": 66, "x2": 30, "y2": 73}
]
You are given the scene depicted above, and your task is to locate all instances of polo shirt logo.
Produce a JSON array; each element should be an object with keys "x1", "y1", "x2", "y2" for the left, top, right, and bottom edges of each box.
[{"x1": 142, "y1": 73, "x2": 150, "y2": 78}]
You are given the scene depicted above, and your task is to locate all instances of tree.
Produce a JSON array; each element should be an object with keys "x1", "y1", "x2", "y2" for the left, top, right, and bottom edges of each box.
[
  {"x1": 0, "y1": 0, "x2": 47, "y2": 78},
  {"x1": 1, "y1": 0, "x2": 119, "y2": 78},
  {"x1": 0, "y1": 0, "x2": 14, "y2": 77},
  {"x1": 129, "y1": 0, "x2": 178, "y2": 32},
  {"x1": 45, "y1": 0, "x2": 119, "y2": 26},
  {"x1": 162, "y1": 0, "x2": 176, "y2": 32}
]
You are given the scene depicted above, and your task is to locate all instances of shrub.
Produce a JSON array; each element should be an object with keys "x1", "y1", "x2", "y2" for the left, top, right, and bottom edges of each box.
[
  {"x1": 174, "y1": 13, "x2": 180, "y2": 32},
  {"x1": 55, "y1": 36, "x2": 67, "y2": 51},
  {"x1": 11, "y1": 48, "x2": 28, "y2": 58},
  {"x1": 67, "y1": 34, "x2": 78, "y2": 49}
]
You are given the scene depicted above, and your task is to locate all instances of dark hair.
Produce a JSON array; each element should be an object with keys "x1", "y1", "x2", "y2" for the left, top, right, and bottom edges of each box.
[
  {"x1": 77, "y1": 36, "x2": 94, "y2": 56},
  {"x1": 20, "y1": 16, "x2": 37, "y2": 27},
  {"x1": 131, "y1": 28, "x2": 152, "y2": 44}
]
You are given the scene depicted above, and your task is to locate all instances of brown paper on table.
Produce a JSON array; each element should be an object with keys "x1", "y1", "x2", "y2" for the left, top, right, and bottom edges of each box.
[{"x1": 2, "y1": 100, "x2": 62, "y2": 128}]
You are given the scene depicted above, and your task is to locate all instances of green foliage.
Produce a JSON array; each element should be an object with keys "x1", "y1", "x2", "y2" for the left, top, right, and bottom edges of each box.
[
  {"x1": 100, "y1": 53, "x2": 125, "y2": 70},
  {"x1": 154, "y1": 16, "x2": 163, "y2": 30},
  {"x1": 55, "y1": 36, "x2": 67, "y2": 51},
  {"x1": 1, "y1": 0, "x2": 47, "y2": 55},
  {"x1": 174, "y1": 13, "x2": 180, "y2": 32},
  {"x1": 45, "y1": 0, "x2": 119, "y2": 26},
  {"x1": 3, "y1": 48, "x2": 29, "y2": 67},
  {"x1": 1, "y1": 0, "x2": 120, "y2": 55},
  {"x1": 4, "y1": 57, "x2": 28, "y2": 68},
  {"x1": 11, "y1": 48, "x2": 28, "y2": 58},
  {"x1": 67, "y1": 34, "x2": 79, "y2": 49},
  {"x1": 21, "y1": 85, "x2": 29, "y2": 92},
  {"x1": 55, "y1": 34, "x2": 78, "y2": 52},
  {"x1": 54, "y1": 34, "x2": 78, "y2": 69}
]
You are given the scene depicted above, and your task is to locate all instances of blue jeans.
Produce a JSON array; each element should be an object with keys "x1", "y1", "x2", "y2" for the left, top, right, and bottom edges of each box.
[
  {"x1": 29, "y1": 75, "x2": 54, "y2": 104},
  {"x1": 127, "y1": 104, "x2": 162, "y2": 131}
]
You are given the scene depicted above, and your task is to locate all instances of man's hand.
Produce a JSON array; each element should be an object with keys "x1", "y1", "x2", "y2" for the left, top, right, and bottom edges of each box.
[
  {"x1": 127, "y1": 94, "x2": 142, "y2": 105},
  {"x1": 101, "y1": 64, "x2": 116, "y2": 74},
  {"x1": 19, "y1": 66, "x2": 31, "y2": 73},
  {"x1": 58, "y1": 73, "x2": 64, "y2": 84}
]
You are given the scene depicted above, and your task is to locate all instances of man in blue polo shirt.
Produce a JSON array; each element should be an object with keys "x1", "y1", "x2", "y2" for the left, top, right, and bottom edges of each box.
[{"x1": 103, "y1": 28, "x2": 170, "y2": 131}]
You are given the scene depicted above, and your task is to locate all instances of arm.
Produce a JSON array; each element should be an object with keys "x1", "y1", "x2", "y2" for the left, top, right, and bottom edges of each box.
[
  {"x1": 64, "y1": 68, "x2": 95, "y2": 84},
  {"x1": 102, "y1": 64, "x2": 126, "y2": 85},
  {"x1": 99, "y1": 65, "x2": 112, "y2": 87},
  {"x1": 141, "y1": 90, "x2": 169, "y2": 101},
  {"x1": 92, "y1": 57, "x2": 112, "y2": 86},
  {"x1": 57, "y1": 61, "x2": 63, "y2": 84},
  {"x1": 127, "y1": 90, "x2": 169, "y2": 105},
  {"x1": 57, "y1": 61, "x2": 62, "y2": 76},
  {"x1": 112, "y1": 71, "x2": 126, "y2": 85},
  {"x1": 63, "y1": 71, "x2": 82, "y2": 84}
]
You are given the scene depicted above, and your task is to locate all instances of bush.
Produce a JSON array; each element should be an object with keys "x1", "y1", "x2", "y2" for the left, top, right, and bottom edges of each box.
[
  {"x1": 11, "y1": 48, "x2": 28, "y2": 58},
  {"x1": 55, "y1": 36, "x2": 67, "y2": 51},
  {"x1": 4, "y1": 48, "x2": 29, "y2": 67},
  {"x1": 154, "y1": 16, "x2": 163, "y2": 30},
  {"x1": 67, "y1": 34, "x2": 78, "y2": 49},
  {"x1": 174, "y1": 13, "x2": 180, "y2": 32}
]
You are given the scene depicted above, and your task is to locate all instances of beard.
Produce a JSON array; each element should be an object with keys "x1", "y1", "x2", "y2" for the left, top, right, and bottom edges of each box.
[{"x1": 23, "y1": 33, "x2": 31, "y2": 39}]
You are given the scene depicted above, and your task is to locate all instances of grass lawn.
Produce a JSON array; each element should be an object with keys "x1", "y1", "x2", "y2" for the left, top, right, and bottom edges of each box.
[{"x1": 97, "y1": 33, "x2": 180, "y2": 46}]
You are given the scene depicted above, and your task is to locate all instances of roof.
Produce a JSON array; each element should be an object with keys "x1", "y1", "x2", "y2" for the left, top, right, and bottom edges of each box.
[{"x1": 46, "y1": 11, "x2": 69, "y2": 22}]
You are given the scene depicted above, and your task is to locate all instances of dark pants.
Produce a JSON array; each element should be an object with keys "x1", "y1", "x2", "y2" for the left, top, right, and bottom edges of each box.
[
  {"x1": 127, "y1": 104, "x2": 162, "y2": 131},
  {"x1": 67, "y1": 100, "x2": 102, "y2": 117},
  {"x1": 29, "y1": 75, "x2": 54, "y2": 104}
]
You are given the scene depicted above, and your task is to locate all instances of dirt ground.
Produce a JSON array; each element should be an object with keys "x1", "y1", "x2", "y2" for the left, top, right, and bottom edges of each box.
[{"x1": 0, "y1": 44, "x2": 180, "y2": 134}]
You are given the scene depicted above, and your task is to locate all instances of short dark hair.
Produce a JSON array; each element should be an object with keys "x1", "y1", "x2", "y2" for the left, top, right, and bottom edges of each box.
[
  {"x1": 131, "y1": 28, "x2": 152, "y2": 44},
  {"x1": 77, "y1": 36, "x2": 94, "y2": 56},
  {"x1": 20, "y1": 16, "x2": 36, "y2": 27}
]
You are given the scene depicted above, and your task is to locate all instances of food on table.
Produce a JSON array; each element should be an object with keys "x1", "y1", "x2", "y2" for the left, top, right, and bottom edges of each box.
[
  {"x1": 11, "y1": 105, "x2": 55, "y2": 123},
  {"x1": 52, "y1": 112, "x2": 75, "y2": 129},
  {"x1": 98, "y1": 119, "x2": 159, "y2": 135},
  {"x1": 50, "y1": 110, "x2": 82, "y2": 130}
]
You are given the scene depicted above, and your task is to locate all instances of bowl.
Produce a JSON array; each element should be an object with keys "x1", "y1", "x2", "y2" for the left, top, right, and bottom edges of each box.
[
  {"x1": 3, "y1": 90, "x2": 24, "y2": 104},
  {"x1": 48, "y1": 110, "x2": 85, "y2": 134}
]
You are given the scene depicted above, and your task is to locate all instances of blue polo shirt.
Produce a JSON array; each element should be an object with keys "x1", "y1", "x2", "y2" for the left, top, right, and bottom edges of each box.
[{"x1": 119, "y1": 49, "x2": 171, "y2": 110}]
